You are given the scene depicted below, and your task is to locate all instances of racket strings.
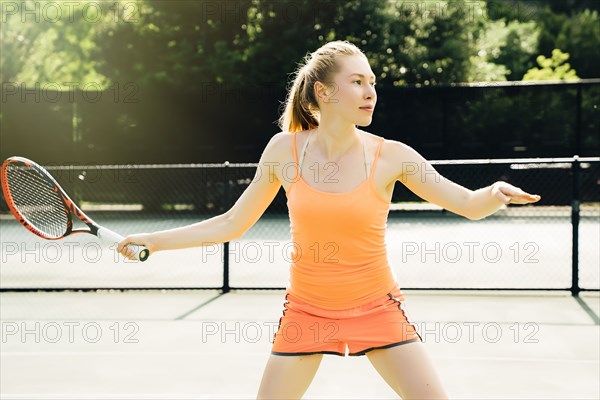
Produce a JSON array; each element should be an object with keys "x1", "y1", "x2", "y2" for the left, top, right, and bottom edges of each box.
[{"x1": 6, "y1": 163, "x2": 69, "y2": 239}]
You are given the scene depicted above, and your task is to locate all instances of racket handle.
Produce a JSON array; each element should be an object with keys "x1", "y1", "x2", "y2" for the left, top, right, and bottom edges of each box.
[{"x1": 97, "y1": 227, "x2": 150, "y2": 262}]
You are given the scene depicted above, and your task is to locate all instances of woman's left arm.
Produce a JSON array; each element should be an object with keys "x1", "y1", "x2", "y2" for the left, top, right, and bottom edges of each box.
[{"x1": 386, "y1": 141, "x2": 541, "y2": 220}]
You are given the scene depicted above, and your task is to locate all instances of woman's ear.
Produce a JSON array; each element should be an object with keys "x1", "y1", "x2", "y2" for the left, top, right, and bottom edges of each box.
[
  {"x1": 314, "y1": 81, "x2": 336, "y2": 103},
  {"x1": 314, "y1": 81, "x2": 327, "y2": 101}
]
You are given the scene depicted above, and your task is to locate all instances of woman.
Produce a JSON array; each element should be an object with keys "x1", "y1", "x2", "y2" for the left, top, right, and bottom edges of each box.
[{"x1": 118, "y1": 41, "x2": 540, "y2": 399}]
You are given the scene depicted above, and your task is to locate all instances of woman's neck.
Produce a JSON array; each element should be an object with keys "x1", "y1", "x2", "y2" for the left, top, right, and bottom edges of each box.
[{"x1": 312, "y1": 120, "x2": 360, "y2": 161}]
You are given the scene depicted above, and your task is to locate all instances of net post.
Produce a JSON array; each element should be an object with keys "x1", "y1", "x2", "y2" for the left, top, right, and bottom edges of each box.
[
  {"x1": 575, "y1": 84, "x2": 582, "y2": 156},
  {"x1": 222, "y1": 161, "x2": 231, "y2": 294},
  {"x1": 570, "y1": 156, "x2": 581, "y2": 297}
]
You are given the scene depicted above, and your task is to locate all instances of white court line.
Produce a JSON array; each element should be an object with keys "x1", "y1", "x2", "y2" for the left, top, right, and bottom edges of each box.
[
  {"x1": 1, "y1": 352, "x2": 598, "y2": 364},
  {"x1": 0, "y1": 397, "x2": 213, "y2": 400},
  {"x1": 0, "y1": 396, "x2": 212, "y2": 400}
]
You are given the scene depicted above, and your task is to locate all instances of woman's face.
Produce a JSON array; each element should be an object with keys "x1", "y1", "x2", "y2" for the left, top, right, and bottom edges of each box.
[{"x1": 317, "y1": 54, "x2": 377, "y2": 127}]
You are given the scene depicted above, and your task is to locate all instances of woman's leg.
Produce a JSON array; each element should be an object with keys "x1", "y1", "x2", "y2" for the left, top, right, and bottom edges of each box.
[
  {"x1": 366, "y1": 341, "x2": 448, "y2": 399},
  {"x1": 256, "y1": 353, "x2": 323, "y2": 399}
]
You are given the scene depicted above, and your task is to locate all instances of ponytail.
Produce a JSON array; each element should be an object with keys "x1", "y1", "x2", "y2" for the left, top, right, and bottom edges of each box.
[{"x1": 279, "y1": 66, "x2": 319, "y2": 133}]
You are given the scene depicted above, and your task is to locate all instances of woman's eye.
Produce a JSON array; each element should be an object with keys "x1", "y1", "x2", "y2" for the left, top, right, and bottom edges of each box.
[{"x1": 354, "y1": 80, "x2": 376, "y2": 87}]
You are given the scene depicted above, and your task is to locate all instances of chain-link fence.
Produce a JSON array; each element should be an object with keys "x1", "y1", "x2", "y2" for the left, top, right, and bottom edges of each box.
[{"x1": 1, "y1": 157, "x2": 598, "y2": 292}]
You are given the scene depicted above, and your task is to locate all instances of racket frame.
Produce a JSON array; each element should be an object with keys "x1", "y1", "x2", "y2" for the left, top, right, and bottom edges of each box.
[{"x1": 1, "y1": 156, "x2": 149, "y2": 261}]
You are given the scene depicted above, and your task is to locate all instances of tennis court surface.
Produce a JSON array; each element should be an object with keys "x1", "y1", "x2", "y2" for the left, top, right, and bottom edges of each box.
[
  {"x1": 1, "y1": 161, "x2": 598, "y2": 398},
  {"x1": 1, "y1": 289, "x2": 598, "y2": 399}
]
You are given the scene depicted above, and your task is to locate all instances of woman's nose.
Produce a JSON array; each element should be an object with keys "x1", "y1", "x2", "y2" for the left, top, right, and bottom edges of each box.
[{"x1": 365, "y1": 86, "x2": 376, "y2": 99}]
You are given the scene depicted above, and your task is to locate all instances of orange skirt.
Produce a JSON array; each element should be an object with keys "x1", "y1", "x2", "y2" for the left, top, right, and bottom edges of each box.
[{"x1": 271, "y1": 287, "x2": 422, "y2": 356}]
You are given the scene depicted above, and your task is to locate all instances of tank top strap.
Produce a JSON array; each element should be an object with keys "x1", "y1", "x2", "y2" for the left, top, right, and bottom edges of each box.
[
  {"x1": 369, "y1": 137, "x2": 385, "y2": 179},
  {"x1": 292, "y1": 132, "x2": 299, "y2": 178},
  {"x1": 292, "y1": 131, "x2": 312, "y2": 180},
  {"x1": 298, "y1": 132, "x2": 311, "y2": 171},
  {"x1": 362, "y1": 134, "x2": 369, "y2": 178}
]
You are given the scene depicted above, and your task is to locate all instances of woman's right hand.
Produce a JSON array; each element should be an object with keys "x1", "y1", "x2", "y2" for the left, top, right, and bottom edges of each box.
[
  {"x1": 117, "y1": 233, "x2": 156, "y2": 261},
  {"x1": 491, "y1": 181, "x2": 541, "y2": 205}
]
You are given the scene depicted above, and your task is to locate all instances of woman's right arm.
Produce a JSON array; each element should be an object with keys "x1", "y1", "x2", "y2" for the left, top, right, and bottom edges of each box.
[{"x1": 117, "y1": 132, "x2": 287, "y2": 258}]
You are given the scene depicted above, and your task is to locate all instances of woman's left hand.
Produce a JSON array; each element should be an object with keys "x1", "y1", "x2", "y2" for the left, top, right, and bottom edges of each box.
[{"x1": 491, "y1": 182, "x2": 541, "y2": 205}]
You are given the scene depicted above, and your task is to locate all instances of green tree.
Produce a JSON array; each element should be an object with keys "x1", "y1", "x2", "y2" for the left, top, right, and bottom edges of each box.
[
  {"x1": 232, "y1": 0, "x2": 338, "y2": 88},
  {"x1": 482, "y1": 1, "x2": 599, "y2": 80},
  {"x1": 467, "y1": 18, "x2": 540, "y2": 82},
  {"x1": 554, "y1": 10, "x2": 600, "y2": 78},
  {"x1": 535, "y1": 7, "x2": 599, "y2": 79},
  {"x1": 523, "y1": 49, "x2": 579, "y2": 81},
  {"x1": 386, "y1": 0, "x2": 474, "y2": 86},
  {"x1": 238, "y1": 0, "x2": 479, "y2": 87},
  {"x1": 4, "y1": 0, "x2": 596, "y2": 90},
  {"x1": 0, "y1": 1, "x2": 126, "y2": 87},
  {"x1": 93, "y1": 0, "x2": 252, "y2": 88},
  {"x1": 535, "y1": 0, "x2": 600, "y2": 14}
]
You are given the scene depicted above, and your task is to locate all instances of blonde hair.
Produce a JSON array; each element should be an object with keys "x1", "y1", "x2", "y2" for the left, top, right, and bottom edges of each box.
[{"x1": 278, "y1": 41, "x2": 366, "y2": 133}]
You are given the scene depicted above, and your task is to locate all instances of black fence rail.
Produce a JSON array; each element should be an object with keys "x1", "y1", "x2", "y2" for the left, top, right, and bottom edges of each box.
[{"x1": 0, "y1": 157, "x2": 598, "y2": 294}]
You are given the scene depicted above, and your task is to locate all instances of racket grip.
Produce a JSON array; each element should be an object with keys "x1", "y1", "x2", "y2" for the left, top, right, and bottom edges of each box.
[{"x1": 97, "y1": 227, "x2": 150, "y2": 262}]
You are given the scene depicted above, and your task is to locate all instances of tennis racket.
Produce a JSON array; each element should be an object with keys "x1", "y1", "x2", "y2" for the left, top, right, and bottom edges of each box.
[{"x1": 1, "y1": 156, "x2": 149, "y2": 262}]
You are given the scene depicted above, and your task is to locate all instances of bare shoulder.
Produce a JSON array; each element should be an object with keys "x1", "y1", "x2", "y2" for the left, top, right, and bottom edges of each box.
[
  {"x1": 264, "y1": 131, "x2": 290, "y2": 150},
  {"x1": 382, "y1": 137, "x2": 415, "y2": 157},
  {"x1": 262, "y1": 130, "x2": 312, "y2": 162},
  {"x1": 260, "y1": 131, "x2": 290, "y2": 162},
  {"x1": 358, "y1": 130, "x2": 416, "y2": 160}
]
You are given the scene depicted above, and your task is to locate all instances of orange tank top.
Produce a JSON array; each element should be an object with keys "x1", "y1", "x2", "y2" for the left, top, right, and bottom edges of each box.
[{"x1": 285, "y1": 131, "x2": 398, "y2": 310}]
